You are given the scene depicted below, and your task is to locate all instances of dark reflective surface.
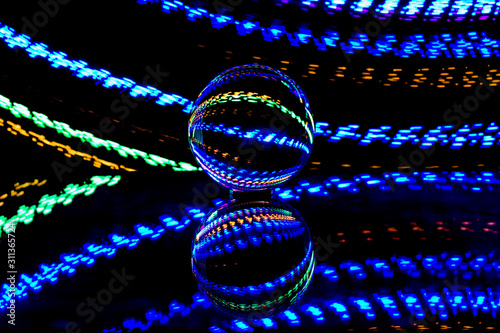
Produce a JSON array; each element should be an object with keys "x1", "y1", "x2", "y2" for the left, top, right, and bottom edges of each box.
[
  {"x1": 191, "y1": 198, "x2": 315, "y2": 318},
  {"x1": 188, "y1": 64, "x2": 315, "y2": 192}
]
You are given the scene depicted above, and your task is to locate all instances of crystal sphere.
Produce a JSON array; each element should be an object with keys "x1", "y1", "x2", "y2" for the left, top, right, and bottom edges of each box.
[
  {"x1": 191, "y1": 199, "x2": 315, "y2": 319},
  {"x1": 188, "y1": 64, "x2": 314, "y2": 192}
]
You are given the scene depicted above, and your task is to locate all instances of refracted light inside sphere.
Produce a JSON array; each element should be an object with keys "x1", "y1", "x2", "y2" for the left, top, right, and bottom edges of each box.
[
  {"x1": 188, "y1": 64, "x2": 315, "y2": 192},
  {"x1": 191, "y1": 199, "x2": 315, "y2": 319}
]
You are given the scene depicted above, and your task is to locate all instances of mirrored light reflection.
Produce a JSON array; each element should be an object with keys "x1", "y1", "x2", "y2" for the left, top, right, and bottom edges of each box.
[
  {"x1": 191, "y1": 198, "x2": 315, "y2": 319},
  {"x1": 188, "y1": 64, "x2": 315, "y2": 192}
]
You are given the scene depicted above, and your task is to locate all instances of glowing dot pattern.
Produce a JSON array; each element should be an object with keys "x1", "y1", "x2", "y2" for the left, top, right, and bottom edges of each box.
[
  {"x1": 235, "y1": 0, "x2": 499, "y2": 20},
  {"x1": 136, "y1": 0, "x2": 500, "y2": 59},
  {"x1": 0, "y1": 178, "x2": 47, "y2": 208},
  {"x1": 0, "y1": 22, "x2": 192, "y2": 112},
  {"x1": 0, "y1": 116, "x2": 137, "y2": 172},
  {"x1": 0, "y1": 176, "x2": 121, "y2": 236},
  {"x1": 274, "y1": 170, "x2": 500, "y2": 200},
  {"x1": 315, "y1": 121, "x2": 500, "y2": 149},
  {"x1": 137, "y1": 1, "x2": 500, "y2": 58},
  {"x1": 0, "y1": 92, "x2": 200, "y2": 171},
  {"x1": 100, "y1": 265, "x2": 500, "y2": 331}
]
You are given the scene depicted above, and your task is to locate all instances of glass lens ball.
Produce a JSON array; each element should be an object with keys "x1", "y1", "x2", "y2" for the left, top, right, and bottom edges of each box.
[
  {"x1": 188, "y1": 64, "x2": 315, "y2": 192},
  {"x1": 191, "y1": 199, "x2": 315, "y2": 319}
]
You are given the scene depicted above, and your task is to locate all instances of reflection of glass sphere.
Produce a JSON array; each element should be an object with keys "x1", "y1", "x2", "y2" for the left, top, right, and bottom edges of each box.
[
  {"x1": 188, "y1": 64, "x2": 315, "y2": 192},
  {"x1": 191, "y1": 199, "x2": 315, "y2": 319}
]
